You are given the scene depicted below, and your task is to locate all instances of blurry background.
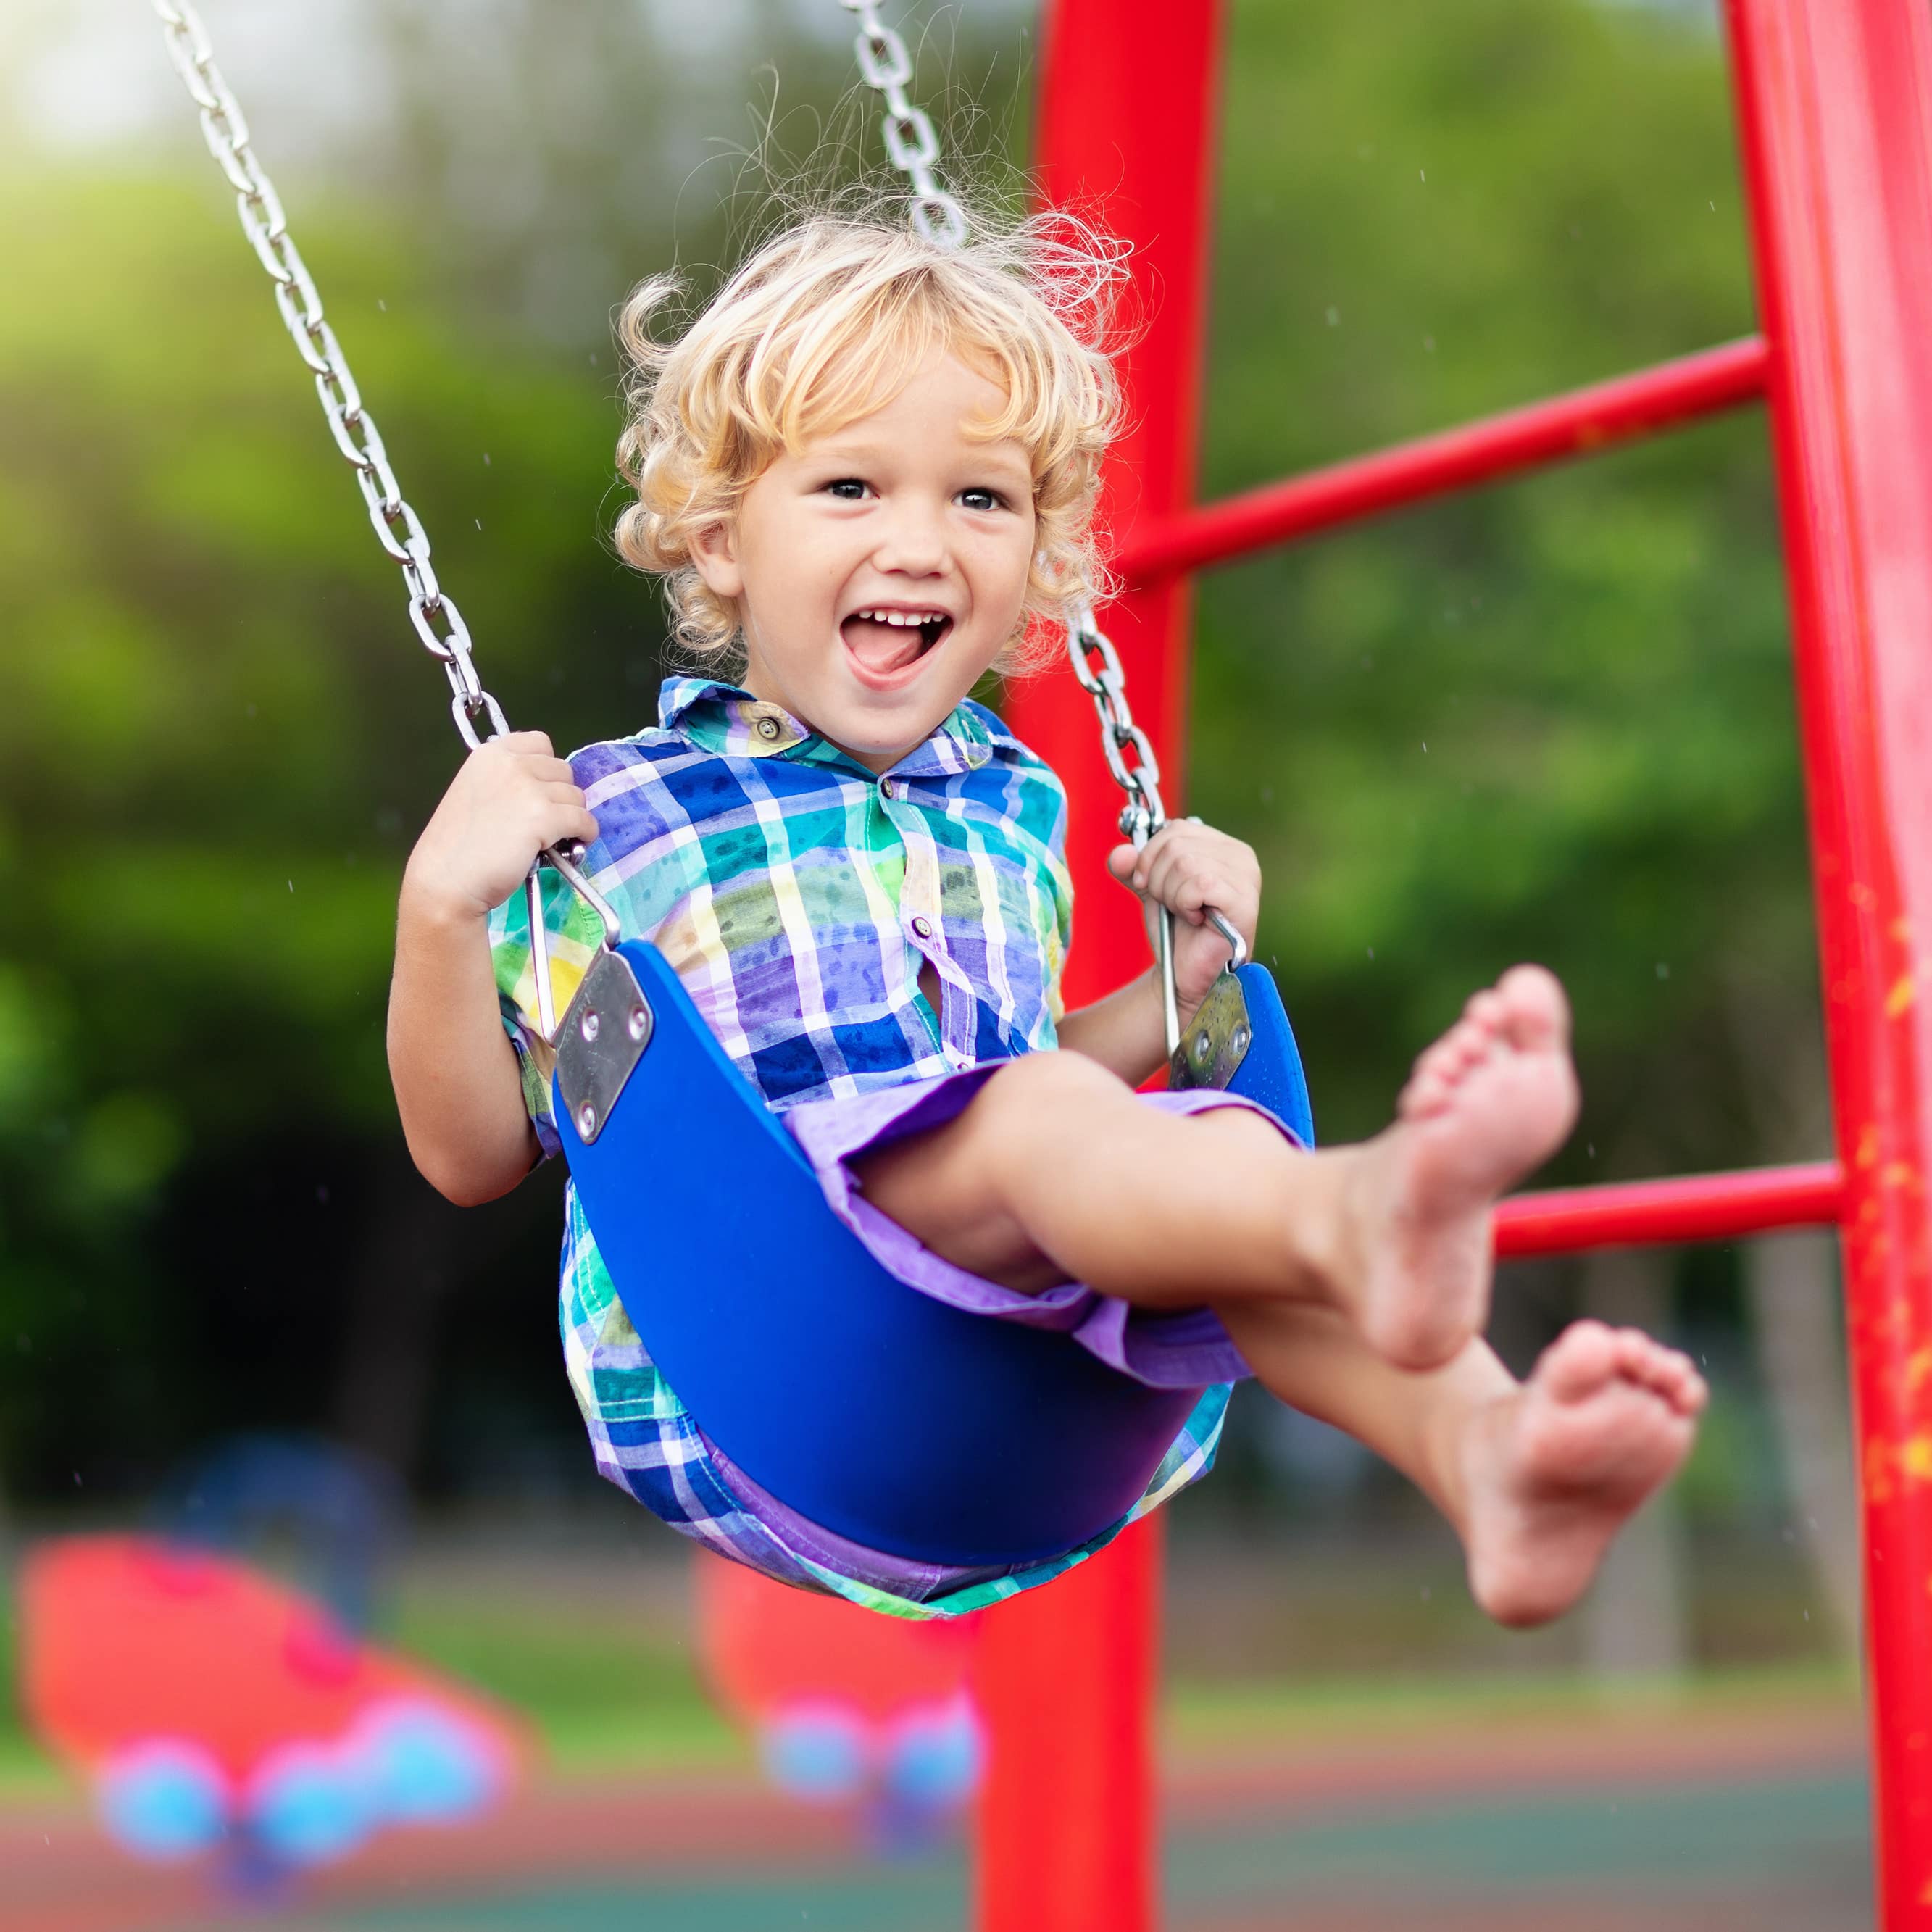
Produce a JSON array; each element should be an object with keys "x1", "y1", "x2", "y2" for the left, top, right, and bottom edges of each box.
[{"x1": 0, "y1": 0, "x2": 1868, "y2": 1925}]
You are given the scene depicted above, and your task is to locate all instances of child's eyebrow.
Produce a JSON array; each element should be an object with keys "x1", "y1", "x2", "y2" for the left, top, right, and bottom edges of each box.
[{"x1": 803, "y1": 436, "x2": 1033, "y2": 479}]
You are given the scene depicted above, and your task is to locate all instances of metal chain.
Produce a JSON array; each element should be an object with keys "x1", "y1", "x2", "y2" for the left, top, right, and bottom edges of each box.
[
  {"x1": 149, "y1": 0, "x2": 507, "y2": 754},
  {"x1": 149, "y1": 0, "x2": 620, "y2": 1037},
  {"x1": 1063, "y1": 607, "x2": 1168, "y2": 846},
  {"x1": 836, "y1": 2, "x2": 1192, "y2": 1046},
  {"x1": 836, "y1": 1, "x2": 1170, "y2": 846},
  {"x1": 836, "y1": 0, "x2": 970, "y2": 249}
]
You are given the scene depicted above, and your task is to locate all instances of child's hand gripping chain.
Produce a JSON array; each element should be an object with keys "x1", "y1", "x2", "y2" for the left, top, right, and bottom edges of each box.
[
  {"x1": 401, "y1": 734, "x2": 600, "y2": 926},
  {"x1": 388, "y1": 733, "x2": 598, "y2": 1208},
  {"x1": 1107, "y1": 818, "x2": 1263, "y2": 1024}
]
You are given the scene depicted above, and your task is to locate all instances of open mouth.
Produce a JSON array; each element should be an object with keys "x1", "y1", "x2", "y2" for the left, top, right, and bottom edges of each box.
[{"x1": 840, "y1": 607, "x2": 954, "y2": 680}]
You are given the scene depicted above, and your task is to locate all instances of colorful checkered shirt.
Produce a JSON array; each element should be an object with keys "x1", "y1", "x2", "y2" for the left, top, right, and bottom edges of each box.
[{"x1": 487, "y1": 676, "x2": 1229, "y2": 1618}]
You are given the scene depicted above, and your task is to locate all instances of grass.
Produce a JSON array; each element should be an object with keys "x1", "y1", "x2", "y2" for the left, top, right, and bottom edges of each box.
[{"x1": 389, "y1": 1572, "x2": 746, "y2": 1775}]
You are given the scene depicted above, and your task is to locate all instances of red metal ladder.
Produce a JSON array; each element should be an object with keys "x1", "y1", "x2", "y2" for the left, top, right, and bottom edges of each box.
[{"x1": 980, "y1": 2, "x2": 1932, "y2": 1928}]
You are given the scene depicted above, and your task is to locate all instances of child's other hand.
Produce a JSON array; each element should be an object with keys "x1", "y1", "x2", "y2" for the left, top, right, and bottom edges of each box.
[
  {"x1": 401, "y1": 732, "x2": 600, "y2": 923},
  {"x1": 1107, "y1": 820, "x2": 1261, "y2": 1019}
]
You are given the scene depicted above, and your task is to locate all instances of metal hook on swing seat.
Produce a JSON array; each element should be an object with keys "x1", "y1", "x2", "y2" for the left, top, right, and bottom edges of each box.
[
  {"x1": 1207, "y1": 908, "x2": 1249, "y2": 972},
  {"x1": 1166, "y1": 912, "x2": 1254, "y2": 1093},
  {"x1": 522, "y1": 841, "x2": 624, "y2": 1045},
  {"x1": 523, "y1": 846, "x2": 653, "y2": 1148}
]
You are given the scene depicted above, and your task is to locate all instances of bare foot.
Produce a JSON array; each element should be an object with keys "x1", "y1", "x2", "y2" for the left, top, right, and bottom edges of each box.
[
  {"x1": 1460, "y1": 1320, "x2": 1706, "y2": 1628},
  {"x1": 1336, "y1": 964, "x2": 1580, "y2": 1370}
]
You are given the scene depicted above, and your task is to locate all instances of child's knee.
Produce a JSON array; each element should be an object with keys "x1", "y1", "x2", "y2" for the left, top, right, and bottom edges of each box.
[{"x1": 977, "y1": 1049, "x2": 1125, "y2": 1144}]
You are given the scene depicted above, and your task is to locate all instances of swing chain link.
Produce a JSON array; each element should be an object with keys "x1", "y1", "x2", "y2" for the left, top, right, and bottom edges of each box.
[
  {"x1": 834, "y1": 0, "x2": 1186, "y2": 1046},
  {"x1": 148, "y1": 0, "x2": 505, "y2": 754},
  {"x1": 1065, "y1": 606, "x2": 1168, "y2": 847},
  {"x1": 836, "y1": 0, "x2": 970, "y2": 249}
]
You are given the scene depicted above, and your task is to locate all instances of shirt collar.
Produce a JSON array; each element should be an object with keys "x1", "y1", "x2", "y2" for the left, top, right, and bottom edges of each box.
[{"x1": 657, "y1": 675, "x2": 996, "y2": 778}]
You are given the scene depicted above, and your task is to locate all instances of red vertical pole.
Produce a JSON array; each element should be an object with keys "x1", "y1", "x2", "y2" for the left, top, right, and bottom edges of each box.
[
  {"x1": 1726, "y1": 2, "x2": 1932, "y2": 1923},
  {"x1": 974, "y1": 6, "x2": 1225, "y2": 1932}
]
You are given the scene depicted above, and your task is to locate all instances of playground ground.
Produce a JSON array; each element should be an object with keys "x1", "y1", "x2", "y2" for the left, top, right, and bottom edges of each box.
[{"x1": 2, "y1": 1678, "x2": 1867, "y2": 1932}]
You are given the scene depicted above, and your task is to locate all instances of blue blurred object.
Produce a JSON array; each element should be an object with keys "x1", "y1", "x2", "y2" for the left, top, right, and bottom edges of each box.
[
  {"x1": 350, "y1": 1698, "x2": 502, "y2": 1823},
  {"x1": 883, "y1": 1694, "x2": 984, "y2": 1812},
  {"x1": 760, "y1": 1702, "x2": 870, "y2": 1802},
  {"x1": 97, "y1": 1740, "x2": 230, "y2": 1859},
  {"x1": 158, "y1": 1434, "x2": 403, "y2": 1633},
  {"x1": 246, "y1": 1741, "x2": 377, "y2": 1865}
]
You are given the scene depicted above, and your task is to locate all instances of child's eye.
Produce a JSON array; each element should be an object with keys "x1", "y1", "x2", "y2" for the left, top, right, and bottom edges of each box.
[
  {"x1": 825, "y1": 478, "x2": 871, "y2": 500},
  {"x1": 959, "y1": 487, "x2": 1007, "y2": 512}
]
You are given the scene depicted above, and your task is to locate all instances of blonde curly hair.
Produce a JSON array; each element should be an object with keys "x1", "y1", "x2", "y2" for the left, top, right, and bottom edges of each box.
[{"x1": 613, "y1": 204, "x2": 1128, "y2": 674}]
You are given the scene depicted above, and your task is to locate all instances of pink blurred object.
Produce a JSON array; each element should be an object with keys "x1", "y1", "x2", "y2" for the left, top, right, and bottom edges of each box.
[
  {"x1": 694, "y1": 1554, "x2": 984, "y2": 1826},
  {"x1": 18, "y1": 1536, "x2": 527, "y2": 1870}
]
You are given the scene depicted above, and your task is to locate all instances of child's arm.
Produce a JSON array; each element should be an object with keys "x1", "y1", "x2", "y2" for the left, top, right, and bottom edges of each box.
[
  {"x1": 1056, "y1": 820, "x2": 1262, "y2": 1086},
  {"x1": 387, "y1": 732, "x2": 599, "y2": 1206}
]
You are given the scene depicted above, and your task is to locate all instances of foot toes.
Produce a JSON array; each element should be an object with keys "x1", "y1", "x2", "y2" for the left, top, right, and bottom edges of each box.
[
  {"x1": 1403, "y1": 1041, "x2": 1467, "y2": 1112},
  {"x1": 1649, "y1": 1348, "x2": 1709, "y2": 1415},
  {"x1": 1495, "y1": 964, "x2": 1570, "y2": 1050},
  {"x1": 1540, "y1": 1318, "x2": 1618, "y2": 1398},
  {"x1": 1618, "y1": 1331, "x2": 1687, "y2": 1395},
  {"x1": 1463, "y1": 988, "x2": 1507, "y2": 1033}
]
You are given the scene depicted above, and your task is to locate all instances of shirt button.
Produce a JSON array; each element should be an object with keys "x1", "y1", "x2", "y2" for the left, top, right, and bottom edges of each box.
[
  {"x1": 911, "y1": 915, "x2": 934, "y2": 941},
  {"x1": 754, "y1": 716, "x2": 781, "y2": 742}
]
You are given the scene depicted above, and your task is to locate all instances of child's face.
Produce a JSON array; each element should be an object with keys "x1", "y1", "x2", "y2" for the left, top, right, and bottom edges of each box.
[{"x1": 690, "y1": 351, "x2": 1038, "y2": 773}]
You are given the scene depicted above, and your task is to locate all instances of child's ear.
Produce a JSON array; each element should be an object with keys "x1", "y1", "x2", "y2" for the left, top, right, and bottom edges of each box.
[{"x1": 688, "y1": 520, "x2": 744, "y2": 601}]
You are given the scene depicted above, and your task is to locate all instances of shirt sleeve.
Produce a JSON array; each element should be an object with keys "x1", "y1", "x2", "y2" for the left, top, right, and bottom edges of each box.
[{"x1": 486, "y1": 865, "x2": 611, "y2": 1161}]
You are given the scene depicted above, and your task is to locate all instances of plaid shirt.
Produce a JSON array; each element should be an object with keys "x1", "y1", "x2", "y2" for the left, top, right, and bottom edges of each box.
[{"x1": 487, "y1": 677, "x2": 1228, "y2": 1618}]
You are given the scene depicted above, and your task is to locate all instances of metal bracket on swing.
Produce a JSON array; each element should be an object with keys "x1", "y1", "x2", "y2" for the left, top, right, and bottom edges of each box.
[
  {"x1": 527, "y1": 847, "x2": 653, "y2": 1148},
  {"x1": 1167, "y1": 911, "x2": 1254, "y2": 1094}
]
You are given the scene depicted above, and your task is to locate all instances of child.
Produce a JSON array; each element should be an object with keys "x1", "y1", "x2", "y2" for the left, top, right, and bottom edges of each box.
[{"x1": 387, "y1": 210, "x2": 1704, "y2": 1622}]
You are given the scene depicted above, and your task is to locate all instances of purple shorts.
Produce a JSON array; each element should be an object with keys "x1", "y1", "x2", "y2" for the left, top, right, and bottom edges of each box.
[{"x1": 780, "y1": 1057, "x2": 1296, "y2": 1392}]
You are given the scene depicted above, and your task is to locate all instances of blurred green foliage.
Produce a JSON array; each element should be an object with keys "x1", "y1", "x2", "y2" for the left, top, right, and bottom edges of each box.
[
  {"x1": 0, "y1": 0, "x2": 1818, "y2": 1515},
  {"x1": 1194, "y1": 0, "x2": 1807, "y2": 1175}
]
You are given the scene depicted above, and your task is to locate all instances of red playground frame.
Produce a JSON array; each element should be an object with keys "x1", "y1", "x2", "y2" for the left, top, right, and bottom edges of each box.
[{"x1": 979, "y1": 1, "x2": 1932, "y2": 1928}]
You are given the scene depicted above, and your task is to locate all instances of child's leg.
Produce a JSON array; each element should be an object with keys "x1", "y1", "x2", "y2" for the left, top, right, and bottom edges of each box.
[
  {"x1": 857, "y1": 965, "x2": 1579, "y2": 1370},
  {"x1": 1217, "y1": 1299, "x2": 1705, "y2": 1627}
]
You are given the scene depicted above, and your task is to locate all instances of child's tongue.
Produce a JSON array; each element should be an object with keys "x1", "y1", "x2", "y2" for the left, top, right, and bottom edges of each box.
[{"x1": 842, "y1": 614, "x2": 928, "y2": 676}]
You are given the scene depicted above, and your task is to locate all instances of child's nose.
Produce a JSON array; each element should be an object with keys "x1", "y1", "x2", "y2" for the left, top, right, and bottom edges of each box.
[{"x1": 873, "y1": 501, "x2": 949, "y2": 575}]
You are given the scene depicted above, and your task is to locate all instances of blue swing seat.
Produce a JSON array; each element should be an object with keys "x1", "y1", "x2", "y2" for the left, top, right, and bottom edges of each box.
[{"x1": 556, "y1": 940, "x2": 1312, "y2": 1570}]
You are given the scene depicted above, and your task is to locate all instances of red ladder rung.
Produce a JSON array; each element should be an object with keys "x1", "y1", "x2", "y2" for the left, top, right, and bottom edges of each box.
[
  {"x1": 1493, "y1": 1159, "x2": 1844, "y2": 1259},
  {"x1": 1119, "y1": 336, "x2": 1770, "y2": 582}
]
